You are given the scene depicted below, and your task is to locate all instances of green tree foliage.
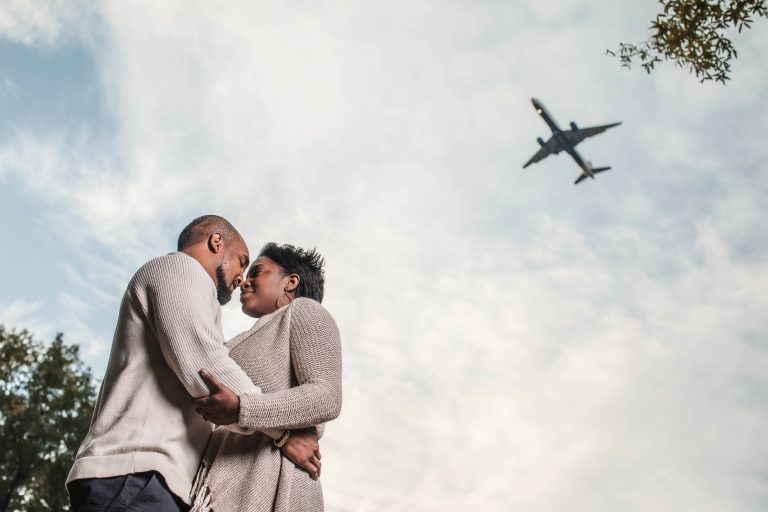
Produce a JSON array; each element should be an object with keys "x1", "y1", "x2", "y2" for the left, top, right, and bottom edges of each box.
[
  {"x1": 609, "y1": 0, "x2": 767, "y2": 83},
  {"x1": 0, "y1": 326, "x2": 96, "y2": 511}
]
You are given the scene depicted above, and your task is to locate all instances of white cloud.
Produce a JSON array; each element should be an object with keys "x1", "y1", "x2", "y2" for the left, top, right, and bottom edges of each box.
[
  {"x1": 55, "y1": 292, "x2": 110, "y2": 360},
  {"x1": 0, "y1": 75, "x2": 20, "y2": 102},
  {"x1": 321, "y1": 212, "x2": 768, "y2": 510},
  {"x1": 0, "y1": 0, "x2": 96, "y2": 46},
  {"x1": 1, "y1": 1, "x2": 768, "y2": 509},
  {"x1": 0, "y1": 298, "x2": 52, "y2": 338},
  {"x1": 0, "y1": 296, "x2": 108, "y2": 361}
]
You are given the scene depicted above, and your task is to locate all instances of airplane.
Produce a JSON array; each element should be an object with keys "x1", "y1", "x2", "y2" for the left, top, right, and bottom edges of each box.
[{"x1": 523, "y1": 98, "x2": 621, "y2": 185}]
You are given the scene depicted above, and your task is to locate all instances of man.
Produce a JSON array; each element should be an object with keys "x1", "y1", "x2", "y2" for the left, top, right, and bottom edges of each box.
[{"x1": 67, "y1": 215, "x2": 320, "y2": 511}]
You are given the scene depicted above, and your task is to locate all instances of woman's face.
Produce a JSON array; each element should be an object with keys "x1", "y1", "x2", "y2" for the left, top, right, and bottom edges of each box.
[{"x1": 239, "y1": 256, "x2": 289, "y2": 317}]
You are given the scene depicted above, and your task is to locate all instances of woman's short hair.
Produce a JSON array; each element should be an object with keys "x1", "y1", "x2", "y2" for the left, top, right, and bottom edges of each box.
[{"x1": 259, "y1": 243, "x2": 325, "y2": 303}]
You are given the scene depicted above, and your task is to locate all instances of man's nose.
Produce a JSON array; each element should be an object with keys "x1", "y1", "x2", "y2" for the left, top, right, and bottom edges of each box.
[{"x1": 234, "y1": 274, "x2": 244, "y2": 288}]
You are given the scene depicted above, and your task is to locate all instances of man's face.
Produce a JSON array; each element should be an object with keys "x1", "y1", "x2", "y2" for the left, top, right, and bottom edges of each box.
[{"x1": 214, "y1": 238, "x2": 249, "y2": 305}]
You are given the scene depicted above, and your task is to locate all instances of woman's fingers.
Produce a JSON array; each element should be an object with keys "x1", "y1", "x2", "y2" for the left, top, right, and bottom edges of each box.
[
  {"x1": 301, "y1": 457, "x2": 320, "y2": 480},
  {"x1": 298, "y1": 459, "x2": 318, "y2": 480},
  {"x1": 310, "y1": 455, "x2": 321, "y2": 478}
]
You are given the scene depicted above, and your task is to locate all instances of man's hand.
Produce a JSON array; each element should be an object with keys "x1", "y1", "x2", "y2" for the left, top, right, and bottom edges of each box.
[
  {"x1": 191, "y1": 369, "x2": 240, "y2": 425},
  {"x1": 281, "y1": 429, "x2": 322, "y2": 480}
]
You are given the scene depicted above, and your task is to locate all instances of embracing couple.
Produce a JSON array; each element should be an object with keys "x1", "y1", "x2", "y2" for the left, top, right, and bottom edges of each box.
[{"x1": 66, "y1": 215, "x2": 342, "y2": 511}]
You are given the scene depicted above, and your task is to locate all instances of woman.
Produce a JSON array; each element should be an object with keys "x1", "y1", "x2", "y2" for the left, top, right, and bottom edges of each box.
[{"x1": 189, "y1": 243, "x2": 342, "y2": 512}]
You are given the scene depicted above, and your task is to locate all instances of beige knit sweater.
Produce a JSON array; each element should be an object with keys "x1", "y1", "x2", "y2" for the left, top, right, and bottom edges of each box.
[
  {"x1": 190, "y1": 297, "x2": 342, "y2": 512},
  {"x1": 67, "y1": 252, "x2": 271, "y2": 504}
]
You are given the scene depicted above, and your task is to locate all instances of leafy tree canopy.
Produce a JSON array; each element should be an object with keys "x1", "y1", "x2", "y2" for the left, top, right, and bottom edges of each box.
[
  {"x1": 0, "y1": 326, "x2": 96, "y2": 512},
  {"x1": 609, "y1": 0, "x2": 767, "y2": 83}
]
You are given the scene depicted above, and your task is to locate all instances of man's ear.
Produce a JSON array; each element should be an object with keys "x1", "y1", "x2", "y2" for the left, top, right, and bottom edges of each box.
[
  {"x1": 208, "y1": 233, "x2": 223, "y2": 254},
  {"x1": 285, "y1": 274, "x2": 300, "y2": 294}
]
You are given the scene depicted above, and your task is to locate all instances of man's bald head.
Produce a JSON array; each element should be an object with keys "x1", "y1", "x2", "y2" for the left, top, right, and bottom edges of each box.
[{"x1": 177, "y1": 215, "x2": 242, "y2": 251}]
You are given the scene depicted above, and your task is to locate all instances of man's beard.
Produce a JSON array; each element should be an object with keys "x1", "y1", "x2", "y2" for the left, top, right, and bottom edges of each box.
[{"x1": 215, "y1": 265, "x2": 232, "y2": 305}]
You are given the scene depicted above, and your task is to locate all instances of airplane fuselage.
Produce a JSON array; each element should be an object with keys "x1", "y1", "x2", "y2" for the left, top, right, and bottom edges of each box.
[{"x1": 532, "y1": 99, "x2": 594, "y2": 178}]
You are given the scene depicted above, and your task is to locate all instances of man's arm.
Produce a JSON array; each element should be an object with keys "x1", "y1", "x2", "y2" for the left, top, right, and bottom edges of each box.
[
  {"x1": 141, "y1": 258, "x2": 286, "y2": 441},
  {"x1": 140, "y1": 257, "x2": 260, "y2": 398}
]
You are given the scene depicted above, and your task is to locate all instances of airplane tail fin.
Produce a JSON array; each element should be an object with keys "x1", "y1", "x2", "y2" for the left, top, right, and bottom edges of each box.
[{"x1": 574, "y1": 166, "x2": 611, "y2": 185}]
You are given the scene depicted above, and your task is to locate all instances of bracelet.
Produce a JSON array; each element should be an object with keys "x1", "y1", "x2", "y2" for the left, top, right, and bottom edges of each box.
[{"x1": 274, "y1": 430, "x2": 291, "y2": 448}]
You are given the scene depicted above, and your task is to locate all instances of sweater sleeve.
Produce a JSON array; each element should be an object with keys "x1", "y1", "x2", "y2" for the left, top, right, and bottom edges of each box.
[
  {"x1": 238, "y1": 298, "x2": 342, "y2": 430},
  {"x1": 138, "y1": 254, "x2": 261, "y2": 399}
]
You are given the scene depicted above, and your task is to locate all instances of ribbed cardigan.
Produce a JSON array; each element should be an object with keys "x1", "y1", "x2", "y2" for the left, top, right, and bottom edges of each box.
[
  {"x1": 67, "y1": 252, "x2": 268, "y2": 504},
  {"x1": 190, "y1": 297, "x2": 342, "y2": 512}
]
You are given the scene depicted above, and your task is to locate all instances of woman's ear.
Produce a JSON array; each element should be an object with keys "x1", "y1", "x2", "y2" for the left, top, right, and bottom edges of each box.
[{"x1": 285, "y1": 274, "x2": 300, "y2": 295}]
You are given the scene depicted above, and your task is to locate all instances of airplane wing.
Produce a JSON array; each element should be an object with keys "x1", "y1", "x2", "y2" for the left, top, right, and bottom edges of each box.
[
  {"x1": 563, "y1": 122, "x2": 621, "y2": 147},
  {"x1": 522, "y1": 136, "x2": 563, "y2": 168}
]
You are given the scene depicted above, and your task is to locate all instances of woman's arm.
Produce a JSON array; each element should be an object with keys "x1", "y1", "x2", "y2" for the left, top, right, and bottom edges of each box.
[{"x1": 238, "y1": 298, "x2": 343, "y2": 430}]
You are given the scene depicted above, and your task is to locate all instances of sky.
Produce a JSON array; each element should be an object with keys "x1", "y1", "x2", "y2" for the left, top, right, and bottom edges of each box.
[{"x1": 1, "y1": 1, "x2": 767, "y2": 510}]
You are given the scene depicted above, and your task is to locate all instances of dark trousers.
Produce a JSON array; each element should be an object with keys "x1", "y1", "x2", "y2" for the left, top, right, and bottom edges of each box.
[{"x1": 67, "y1": 471, "x2": 189, "y2": 512}]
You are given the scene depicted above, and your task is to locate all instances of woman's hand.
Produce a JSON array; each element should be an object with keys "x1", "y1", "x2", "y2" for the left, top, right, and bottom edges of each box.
[
  {"x1": 191, "y1": 369, "x2": 240, "y2": 425},
  {"x1": 281, "y1": 429, "x2": 322, "y2": 480}
]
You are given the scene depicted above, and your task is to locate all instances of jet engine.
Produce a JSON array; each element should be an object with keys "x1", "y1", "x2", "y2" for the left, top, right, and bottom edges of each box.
[
  {"x1": 537, "y1": 137, "x2": 546, "y2": 147},
  {"x1": 570, "y1": 121, "x2": 578, "y2": 131}
]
